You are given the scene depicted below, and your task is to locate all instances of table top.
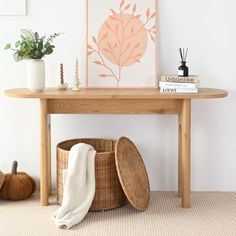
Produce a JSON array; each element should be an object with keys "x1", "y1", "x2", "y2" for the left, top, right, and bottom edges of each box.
[{"x1": 5, "y1": 88, "x2": 228, "y2": 100}]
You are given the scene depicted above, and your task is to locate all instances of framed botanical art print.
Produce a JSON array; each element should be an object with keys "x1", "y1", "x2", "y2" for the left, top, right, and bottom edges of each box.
[{"x1": 86, "y1": 0, "x2": 157, "y2": 88}]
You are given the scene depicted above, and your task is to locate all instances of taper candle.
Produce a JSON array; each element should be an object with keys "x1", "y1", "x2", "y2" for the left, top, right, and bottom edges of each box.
[
  {"x1": 60, "y1": 63, "x2": 64, "y2": 84},
  {"x1": 75, "y1": 58, "x2": 79, "y2": 81}
]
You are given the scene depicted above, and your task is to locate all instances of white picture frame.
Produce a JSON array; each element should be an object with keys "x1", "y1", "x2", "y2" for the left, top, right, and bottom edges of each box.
[
  {"x1": 86, "y1": 0, "x2": 158, "y2": 88},
  {"x1": 0, "y1": 0, "x2": 26, "y2": 16}
]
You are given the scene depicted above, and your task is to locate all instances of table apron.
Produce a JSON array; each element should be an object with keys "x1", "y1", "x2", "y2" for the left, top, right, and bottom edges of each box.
[{"x1": 47, "y1": 98, "x2": 183, "y2": 114}]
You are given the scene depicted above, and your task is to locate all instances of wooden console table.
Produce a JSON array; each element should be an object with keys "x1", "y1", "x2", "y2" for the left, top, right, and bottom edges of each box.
[{"x1": 5, "y1": 88, "x2": 228, "y2": 208}]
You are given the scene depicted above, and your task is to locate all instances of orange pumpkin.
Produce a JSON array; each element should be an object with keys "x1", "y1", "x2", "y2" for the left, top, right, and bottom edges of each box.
[
  {"x1": 0, "y1": 161, "x2": 36, "y2": 200},
  {"x1": 0, "y1": 171, "x2": 4, "y2": 190}
]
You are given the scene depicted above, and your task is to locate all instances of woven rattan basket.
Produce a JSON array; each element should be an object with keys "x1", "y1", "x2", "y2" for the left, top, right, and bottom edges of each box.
[{"x1": 57, "y1": 138, "x2": 126, "y2": 211}]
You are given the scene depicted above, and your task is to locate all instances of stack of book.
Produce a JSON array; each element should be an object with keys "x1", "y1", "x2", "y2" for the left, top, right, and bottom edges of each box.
[{"x1": 159, "y1": 75, "x2": 200, "y2": 94}]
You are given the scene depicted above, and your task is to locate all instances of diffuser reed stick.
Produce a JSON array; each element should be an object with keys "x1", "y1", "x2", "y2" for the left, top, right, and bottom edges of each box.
[
  {"x1": 179, "y1": 48, "x2": 188, "y2": 62},
  {"x1": 184, "y1": 48, "x2": 188, "y2": 61},
  {"x1": 179, "y1": 48, "x2": 184, "y2": 61}
]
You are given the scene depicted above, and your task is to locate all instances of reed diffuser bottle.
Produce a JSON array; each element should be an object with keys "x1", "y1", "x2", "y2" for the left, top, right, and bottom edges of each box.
[{"x1": 178, "y1": 48, "x2": 189, "y2": 77}]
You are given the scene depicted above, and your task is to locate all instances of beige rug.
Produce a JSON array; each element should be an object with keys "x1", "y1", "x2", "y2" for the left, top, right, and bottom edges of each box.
[{"x1": 0, "y1": 192, "x2": 235, "y2": 236}]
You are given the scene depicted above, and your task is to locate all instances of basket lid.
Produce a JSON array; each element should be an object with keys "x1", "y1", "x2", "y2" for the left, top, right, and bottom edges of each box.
[{"x1": 115, "y1": 137, "x2": 150, "y2": 211}]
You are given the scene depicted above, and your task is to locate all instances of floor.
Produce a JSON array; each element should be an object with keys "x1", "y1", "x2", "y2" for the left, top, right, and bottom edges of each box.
[{"x1": 0, "y1": 191, "x2": 235, "y2": 236}]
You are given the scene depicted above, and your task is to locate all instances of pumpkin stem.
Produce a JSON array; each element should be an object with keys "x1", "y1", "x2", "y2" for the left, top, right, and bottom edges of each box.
[{"x1": 11, "y1": 161, "x2": 18, "y2": 174}]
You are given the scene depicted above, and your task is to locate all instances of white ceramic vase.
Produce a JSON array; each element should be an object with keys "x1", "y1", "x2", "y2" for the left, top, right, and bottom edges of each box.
[{"x1": 27, "y1": 59, "x2": 45, "y2": 92}]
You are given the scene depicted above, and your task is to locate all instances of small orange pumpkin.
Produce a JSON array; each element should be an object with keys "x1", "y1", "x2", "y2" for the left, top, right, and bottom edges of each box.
[
  {"x1": 0, "y1": 161, "x2": 36, "y2": 200},
  {"x1": 0, "y1": 171, "x2": 4, "y2": 190}
]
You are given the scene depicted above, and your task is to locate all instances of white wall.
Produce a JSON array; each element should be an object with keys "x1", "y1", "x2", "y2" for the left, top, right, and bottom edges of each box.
[{"x1": 0, "y1": 0, "x2": 235, "y2": 191}]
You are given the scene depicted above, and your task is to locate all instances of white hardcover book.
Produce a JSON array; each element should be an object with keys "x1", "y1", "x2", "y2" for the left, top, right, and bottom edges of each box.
[
  {"x1": 160, "y1": 87, "x2": 198, "y2": 94},
  {"x1": 161, "y1": 75, "x2": 199, "y2": 83},
  {"x1": 159, "y1": 81, "x2": 199, "y2": 89}
]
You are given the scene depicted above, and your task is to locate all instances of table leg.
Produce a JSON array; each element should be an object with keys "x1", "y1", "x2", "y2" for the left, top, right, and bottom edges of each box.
[
  {"x1": 47, "y1": 115, "x2": 51, "y2": 195},
  {"x1": 180, "y1": 99, "x2": 191, "y2": 208},
  {"x1": 178, "y1": 114, "x2": 182, "y2": 198},
  {"x1": 40, "y1": 99, "x2": 49, "y2": 206}
]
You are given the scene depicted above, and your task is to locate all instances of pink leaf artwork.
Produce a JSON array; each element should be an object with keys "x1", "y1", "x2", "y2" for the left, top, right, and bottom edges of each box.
[
  {"x1": 109, "y1": 15, "x2": 117, "y2": 21},
  {"x1": 110, "y1": 9, "x2": 117, "y2": 17},
  {"x1": 99, "y1": 74, "x2": 111, "y2": 78},
  {"x1": 94, "y1": 61, "x2": 103, "y2": 65},
  {"x1": 92, "y1": 36, "x2": 97, "y2": 45},
  {"x1": 150, "y1": 34, "x2": 155, "y2": 42},
  {"x1": 150, "y1": 12, "x2": 156, "y2": 19},
  {"x1": 120, "y1": 0, "x2": 125, "y2": 9},
  {"x1": 146, "y1": 8, "x2": 150, "y2": 18},
  {"x1": 132, "y1": 4, "x2": 136, "y2": 13},
  {"x1": 87, "y1": 0, "x2": 157, "y2": 87},
  {"x1": 124, "y1": 3, "x2": 131, "y2": 11}
]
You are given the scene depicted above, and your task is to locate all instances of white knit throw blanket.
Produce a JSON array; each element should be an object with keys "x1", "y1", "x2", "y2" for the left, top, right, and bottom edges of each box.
[{"x1": 53, "y1": 143, "x2": 96, "y2": 229}]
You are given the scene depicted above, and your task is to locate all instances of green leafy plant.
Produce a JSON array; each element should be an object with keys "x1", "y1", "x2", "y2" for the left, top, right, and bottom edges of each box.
[{"x1": 4, "y1": 29, "x2": 62, "y2": 61}]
